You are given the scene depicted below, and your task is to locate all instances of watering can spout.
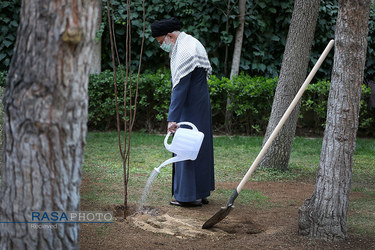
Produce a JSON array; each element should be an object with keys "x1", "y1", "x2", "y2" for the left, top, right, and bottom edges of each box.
[
  {"x1": 154, "y1": 167, "x2": 161, "y2": 174},
  {"x1": 154, "y1": 155, "x2": 187, "y2": 173}
]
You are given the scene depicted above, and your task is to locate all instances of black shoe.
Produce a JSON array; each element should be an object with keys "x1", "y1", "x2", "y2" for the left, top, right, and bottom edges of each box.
[
  {"x1": 170, "y1": 200, "x2": 202, "y2": 207},
  {"x1": 202, "y1": 198, "x2": 209, "y2": 204}
]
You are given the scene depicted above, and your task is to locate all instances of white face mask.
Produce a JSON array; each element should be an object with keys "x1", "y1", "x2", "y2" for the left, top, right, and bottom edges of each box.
[{"x1": 160, "y1": 36, "x2": 174, "y2": 53}]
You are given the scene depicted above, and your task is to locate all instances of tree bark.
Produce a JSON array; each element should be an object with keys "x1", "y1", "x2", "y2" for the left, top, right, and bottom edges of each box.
[
  {"x1": 298, "y1": 0, "x2": 371, "y2": 241},
  {"x1": 0, "y1": 0, "x2": 98, "y2": 249},
  {"x1": 259, "y1": 0, "x2": 320, "y2": 170},
  {"x1": 225, "y1": 0, "x2": 246, "y2": 134}
]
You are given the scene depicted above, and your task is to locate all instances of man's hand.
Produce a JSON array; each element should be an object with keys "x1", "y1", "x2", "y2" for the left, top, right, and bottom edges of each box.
[{"x1": 167, "y1": 122, "x2": 179, "y2": 133}]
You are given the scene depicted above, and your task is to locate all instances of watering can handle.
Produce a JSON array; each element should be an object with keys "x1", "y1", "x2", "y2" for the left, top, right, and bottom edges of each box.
[
  {"x1": 164, "y1": 121, "x2": 198, "y2": 148},
  {"x1": 176, "y1": 121, "x2": 198, "y2": 131},
  {"x1": 164, "y1": 131, "x2": 173, "y2": 148}
]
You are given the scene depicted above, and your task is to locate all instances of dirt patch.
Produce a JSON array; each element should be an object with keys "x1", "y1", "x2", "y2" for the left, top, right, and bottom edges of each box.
[
  {"x1": 131, "y1": 213, "x2": 228, "y2": 239},
  {"x1": 79, "y1": 181, "x2": 375, "y2": 249}
]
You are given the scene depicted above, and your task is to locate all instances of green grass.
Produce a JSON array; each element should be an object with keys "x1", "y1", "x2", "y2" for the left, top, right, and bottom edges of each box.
[
  {"x1": 348, "y1": 191, "x2": 375, "y2": 236},
  {"x1": 83, "y1": 132, "x2": 375, "y2": 194},
  {"x1": 212, "y1": 188, "x2": 271, "y2": 208},
  {"x1": 82, "y1": 131, "x2": 375, "y2": 236}
]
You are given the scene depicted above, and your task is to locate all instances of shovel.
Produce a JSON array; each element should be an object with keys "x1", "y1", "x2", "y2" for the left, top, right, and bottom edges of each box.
[{"x1": 202, "y1": 39, "x2": 335, "y2": 229}]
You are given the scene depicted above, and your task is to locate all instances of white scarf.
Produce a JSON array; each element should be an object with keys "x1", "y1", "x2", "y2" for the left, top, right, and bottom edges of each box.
[{"x1": 170, "y1": 32, "x2": 212, "y2": 89}]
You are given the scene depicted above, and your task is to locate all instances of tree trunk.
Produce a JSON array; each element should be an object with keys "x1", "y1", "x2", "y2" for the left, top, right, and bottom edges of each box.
[
  {"x1": 223, "y1": 0, "x2": 231, "y2": 77},
  {"x1": 225, "y1": 0, "x2": 246, "y2": 134},
  {"x1": 0, "y1": 0, "x2": 98, "y2": 249},
  {"x1": 298, "y1": 0, "x2": 371, "y2": 241},
  {"x1": 90, "y1": 0, "x2": 102, "y2": 74},
  {"x1": 230, "y1": 0, "x2": 246, "y2": 79},
  {"x1": 259, "y1": 0, "x2": 320, "y2": 170}
]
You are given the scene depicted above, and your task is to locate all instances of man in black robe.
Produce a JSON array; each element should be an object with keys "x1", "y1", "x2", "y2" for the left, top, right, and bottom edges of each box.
[{"x1": 151, "y1": 17, "x2": 215, "y2": 206}]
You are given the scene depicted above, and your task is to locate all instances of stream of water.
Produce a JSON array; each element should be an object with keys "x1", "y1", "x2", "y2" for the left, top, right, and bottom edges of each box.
[{"x1": 137, "y1": 169, "x2": 160, "y2": 212}]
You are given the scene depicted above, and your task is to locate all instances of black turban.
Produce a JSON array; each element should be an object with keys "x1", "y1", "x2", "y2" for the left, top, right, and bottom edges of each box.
[{"x1": 151, "y1": 17, "x2": 181, "y2": 37}]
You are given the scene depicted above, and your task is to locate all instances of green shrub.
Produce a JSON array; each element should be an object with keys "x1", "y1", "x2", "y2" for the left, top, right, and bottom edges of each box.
[
  {"x1": 135, "y1": 69, "x2": 171, "y2": 131},
  {"x1": 229, "y1": 75, "x2": 278, "y2": 134},
  {"x1": 207, "y1": 74, "x2": 278, "y2": 134},
  {"x1": 88, "y1": 70, "x2": 122, "y2": 130},
  {"x1": 299, "y1": 80, "x2": 331, "y2": 131},
  {"x1": 300, "y1": 80, "x2": 374, "y2": 135},
  {"x1": 207, "y1": 75, "x2": 231, "y2": 130},
  {"x1": 88, "y1": 70, "x2": 375, "y2": 135},
  {"x1": 1, "y1": 69, "x2": 370, "y2": 135},
  {"x1": 0, "y1": 71, "x2": 7, "y2": 87},
  {"x1": 88, "y1": 68, "x2": 171, "y2": 131},
  {"x1": 0, "y1": 0, "x2": 21, "y2": 71},
  {"x1": 88, "y1": 71, "x2": 278, "y2": 134},
  {"x1": 359, "y1": 84, "x2": 374, "y2": 131}
]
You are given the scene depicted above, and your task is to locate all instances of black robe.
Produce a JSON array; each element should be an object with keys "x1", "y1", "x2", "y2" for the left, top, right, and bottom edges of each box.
[{"x1": 168, "y1": 67, "x2": 215, "y2": 202}]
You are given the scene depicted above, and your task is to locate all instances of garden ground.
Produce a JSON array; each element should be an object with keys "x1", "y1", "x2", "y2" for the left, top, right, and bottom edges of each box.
[
  {"x1": 79, "y1": 181, "x2": 375, "y2": 249},
  {"x1": 79, "y1": 132, "x2": 375, "y2": 249}
]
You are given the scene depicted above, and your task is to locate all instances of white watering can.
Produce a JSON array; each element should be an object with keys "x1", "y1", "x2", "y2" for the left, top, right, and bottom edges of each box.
[{"x1": 154, "y1": 122, "x2": 204, "y2": 173}]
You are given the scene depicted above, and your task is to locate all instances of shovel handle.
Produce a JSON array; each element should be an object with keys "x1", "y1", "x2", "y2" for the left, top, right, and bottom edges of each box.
[{"x1": 236, "y1": 39, "x2": 335, "y2": 194}]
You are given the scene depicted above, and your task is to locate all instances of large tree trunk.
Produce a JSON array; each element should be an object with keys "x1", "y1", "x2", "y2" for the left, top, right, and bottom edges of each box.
[
  {"x1": 0, "y1": 0, "x2": 98, "y2": 249},
  {"x1": 298, "y1": 0, "x2": 371, "y2": 241},
  {"x1": 259, "y1": 0, "x2": 320, "y2": 170},
  {"x1": 225, "y1": 0, "x2": 246, "y2": 134}
]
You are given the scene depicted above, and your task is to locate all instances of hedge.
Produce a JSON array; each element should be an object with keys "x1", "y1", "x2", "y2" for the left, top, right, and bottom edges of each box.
[
  {"x1": 87, "y1": 70, "x2": 375, "y2": 135},
  {"x1": 0, "y1": 70, "x2": 373, "y2": 135},
  {"x1": 88, "y1": 69, "x2": 172, "y2": 131}
]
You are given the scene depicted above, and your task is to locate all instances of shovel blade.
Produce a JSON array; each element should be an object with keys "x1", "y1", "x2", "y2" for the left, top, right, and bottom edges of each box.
[
  {"x1": 202, "y1": 205, "x2": 233, "y2": 229},
  {"x1": 202, "y1": 189, "x2": 238, "y2": 229}
]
